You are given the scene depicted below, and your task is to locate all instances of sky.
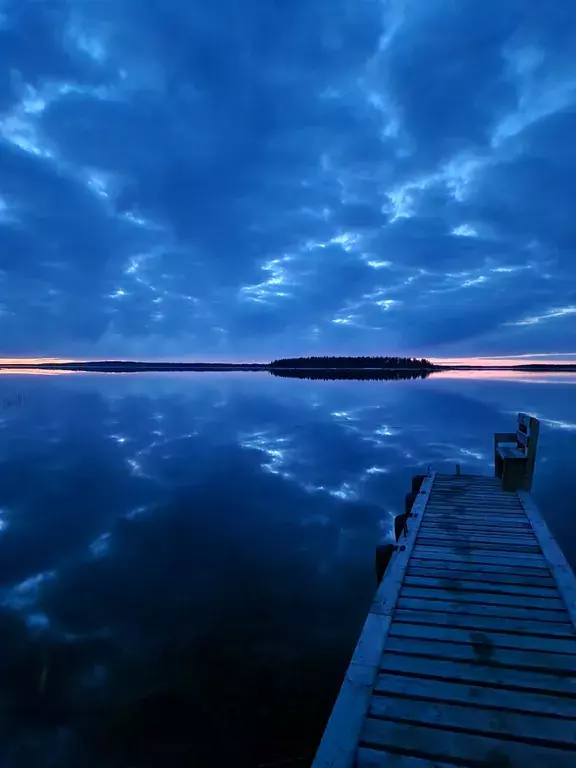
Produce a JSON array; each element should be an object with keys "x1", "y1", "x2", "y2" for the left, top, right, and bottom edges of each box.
[{"x1": 0, "y1": 0, "x2": 575, "y2": 363}]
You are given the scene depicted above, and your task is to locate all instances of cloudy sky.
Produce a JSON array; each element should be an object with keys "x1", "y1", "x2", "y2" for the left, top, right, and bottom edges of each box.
[{"x1": 1, "y1": 0, "x2": 575, "y2": 363}]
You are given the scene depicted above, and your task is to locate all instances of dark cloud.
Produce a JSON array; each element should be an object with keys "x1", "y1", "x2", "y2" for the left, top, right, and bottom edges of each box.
[{"x1": 0, "y1": 0, "x2": 575, "y2": 358}]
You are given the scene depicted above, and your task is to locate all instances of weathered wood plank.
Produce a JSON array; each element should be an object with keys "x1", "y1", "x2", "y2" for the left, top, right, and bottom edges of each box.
[
  {"x1": 375, "y1": 672, "x2": 576, "y2": 717},
  {"x1": 403, "y1": 575, "x2": 557, "y2": 598},
  {"x1": 416, "y1": 534, "x2": 539, "y2": 549},
  {"x1": 310, "y1": 473, "x2": 435, "y2": 768},
  {"x1": 360, "y1": 718, "x2": 576, "y2": 767},
  {"x1": 410, "y1": 550, "x2": 551, "y2": 569},
  {"x1": 419, "y1": 526, "x2": 535, "y2": 536},
  {"x1": 368, "y1": 693, "x2": 576, "y2": 746},
  {"x1": 420, "y1": 519, "x2": 532, "y2": 531},
  {"x1": 419, "y1": 525, "x2": 535, "y2": 537},
  {"x1": 406, "y1": 566, "x2": 556, "y2": 587},
  {"x1": 425, "y1": 514, "x2": 531, "y2": 533},
  {"x1": 429, "y1": 490, "x2": 520, "y2": 497},
  {"x1": 425, "y1": 502, "x2": 524, "y2": 510},
  {"x1": 422, "y1": 512, "x2": 530, "y2": 523},
  {"x1": 421, "y1": 516, "x2": 536, "y2": 540},
  {"x1": 415, "y1": 542, "x2": 541, "y2": 555},
  {"x1": 385, "y1": 636, "x2": 576, "y2": 672},
  {"x1": 418, "y1": 526, "x2": 534, "y2": 538},
  {"x1": 380, "y1": 653, "x2": 576, "y2": 695},
  {"x1": 408, "y1": 559, "x2": 553, "y2": 577},
  {"x1": 424, "y1": 512, "x2": 527, "y2": 521},
  {"x1": 400, "y1": 585, "x2": 565, "y2": 609},
  {"x1": 414, "y1": 543, "x2": 542, "y2": 556},
  {"x1": 356, "y1": 748, "x2": 453, "y2": 767},
  {"x1": 393, "y1": 608, "x2": 574, "y2": 636},
  {"x1": 427, "y1": 497, "x2": 523, "y2": 504},
  {"x1": 389, "y1": 621, "x2": 576, "y2": 653},
  {"x1": 397, "y1": 597, "x2": 569, "y2": 623},
  {"x1": 412, "y1": 547, "x2": 548, "y2": 567},
  {"x1": 418, "y1": 529, "x2": 537, "y2": 542}
]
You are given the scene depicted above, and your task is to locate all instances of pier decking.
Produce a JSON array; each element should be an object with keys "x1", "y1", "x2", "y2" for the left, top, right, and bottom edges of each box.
[{"x1": 312, "y1": 472, "x2": 576, "y2": 767}]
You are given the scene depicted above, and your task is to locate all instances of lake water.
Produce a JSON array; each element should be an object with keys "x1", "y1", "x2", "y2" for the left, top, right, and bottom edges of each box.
[{"x1": 0, "y1": 370, "x2": 575, "y2": 767}]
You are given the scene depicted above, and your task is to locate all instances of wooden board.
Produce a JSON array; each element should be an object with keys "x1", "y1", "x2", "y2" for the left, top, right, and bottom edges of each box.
[
  {"x1": 408, "y1": 559, "x2": 552, "y2": 577},
  {"x1": 388, "y1": 621, "x2": 576, "y2": 653},
  {"x1": 384, "y1": 636, "x2": 576, "y2": 672},
  {"x1": 360, "y1": 717, "x2": 576, "y2": 766},
  {"x1": 402, "y1": 575, "x2": 558, "y2": 598},
  {"x1": 406, "y1": 566, "x2": 557, "y2": 587},
  {"x1": 375, "y1": 672, "x2": 576, "y2": 717},
  {"x1": 368, "y1": 692, "x2": 576, "y2": 745},
  {"x1": 380, "y1": 652, "x2": 576, "y2": 695},
  {"x1": 397, "y1": 597, "x2": 570, "y2": 623},
  {"x1": 411, "y1": 547, "x2": 549, "y2": 567},
  {"x1": 356, "y1": 748, "x2": 454, "y2": 767},
  {"x1": 393, "y1": 608, "x2": 575, "y2": 636},
  {"x1": 399, "y1": 585, "x2": 565, "y2": 609}
]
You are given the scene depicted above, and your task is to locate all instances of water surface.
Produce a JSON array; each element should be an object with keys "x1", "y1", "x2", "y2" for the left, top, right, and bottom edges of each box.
[{"x1": 0, "y1": 371, "x2": 574, "y2": 767}]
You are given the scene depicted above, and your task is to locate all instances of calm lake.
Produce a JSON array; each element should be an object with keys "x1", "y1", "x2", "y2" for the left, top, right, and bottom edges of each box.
[{"x1": 0, "y1": 370, "x2": 575, "y2": 767}]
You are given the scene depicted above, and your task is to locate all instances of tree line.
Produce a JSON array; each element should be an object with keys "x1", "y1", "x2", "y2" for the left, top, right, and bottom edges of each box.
[
  {"x1": 270, "y1": 369, "x2": 431, "y2": 381},
  {"x1": 270, "y1": 356, "x2": 436, "y2": 369}
]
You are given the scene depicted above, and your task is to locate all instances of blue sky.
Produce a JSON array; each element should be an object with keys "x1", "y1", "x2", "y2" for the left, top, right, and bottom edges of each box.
[{"x1": 0, "y1": 0, "x2": 575, "y2": 362}]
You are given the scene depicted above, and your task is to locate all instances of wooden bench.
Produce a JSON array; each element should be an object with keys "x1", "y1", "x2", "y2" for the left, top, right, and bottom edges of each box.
[{"x1": 494, "y1": 412, "x2": 540, "y2": 491}]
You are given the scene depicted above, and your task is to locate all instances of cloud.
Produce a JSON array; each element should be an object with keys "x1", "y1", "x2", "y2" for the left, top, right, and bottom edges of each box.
[{"x1": 0, "y1": 0, "x2": 575, "y2": 359}]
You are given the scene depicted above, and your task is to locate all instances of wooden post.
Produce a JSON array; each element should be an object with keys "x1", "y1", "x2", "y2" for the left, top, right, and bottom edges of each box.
[{"x1": 522, "y1": 413, "x2": 540, "y2": 492}]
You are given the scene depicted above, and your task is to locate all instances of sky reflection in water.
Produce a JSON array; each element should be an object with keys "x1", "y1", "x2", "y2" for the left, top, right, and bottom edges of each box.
[{"x1": 0, "y1": 372, "x2": 574, "y2": 766}]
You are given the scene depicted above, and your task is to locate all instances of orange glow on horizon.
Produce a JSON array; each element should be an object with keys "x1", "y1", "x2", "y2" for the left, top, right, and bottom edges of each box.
[
  {"x1": 432, "y1": 369, "x2": 576, "y2": 383},
  {"x1": 430, "y1": 354, "x2": 576, "y2": 367},
  {"x1": 0, "y1": 353, "x2": 575, "y2": 368}
]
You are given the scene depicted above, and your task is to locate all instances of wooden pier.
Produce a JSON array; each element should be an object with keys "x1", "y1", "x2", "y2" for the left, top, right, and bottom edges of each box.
[{"x1": 312, "y1": 417, "x2": 576, "y2": 767}]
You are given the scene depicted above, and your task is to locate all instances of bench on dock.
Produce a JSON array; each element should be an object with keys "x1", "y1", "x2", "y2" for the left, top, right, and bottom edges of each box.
[{"x1": 494, "y1": 412, "x2": 539, "y2": 491}]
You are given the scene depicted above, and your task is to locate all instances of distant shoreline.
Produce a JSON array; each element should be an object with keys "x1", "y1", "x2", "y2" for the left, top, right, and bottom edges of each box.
[{"x1": 1, "y1": 361, "x2": 576, "y2": 373}]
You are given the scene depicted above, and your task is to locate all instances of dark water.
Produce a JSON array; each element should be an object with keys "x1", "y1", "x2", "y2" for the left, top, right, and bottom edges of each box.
[{"x1": 0, "y1": 370, "x2": 574, "y2": 767}]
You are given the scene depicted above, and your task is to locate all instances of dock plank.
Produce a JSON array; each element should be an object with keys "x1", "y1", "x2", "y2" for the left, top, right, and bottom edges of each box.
[
  {"x1": 385, "y1": 636, "x2": 576, "y2": 672},
  {"x1": 399, "y1": 585, "x2": 565, "y2": 609},
  {"x1": 416, "y1": 535, "x2": 540, "y2": 549},
  {"x1": 419, "y1": 520, "x2": 533, "y2": 531},
  {"x1": 402, "y1": 575, "x2": 558, "y2": 598},
  {"x1": 374, "y1": 672, "x2": 576, "y2": 717},
  {"x1": 380, "y1": 653, "x2": 576, "y2": 696},
  {"x1": 388, "y1": 621, "x2": 576, "y2": 653},
  {"x1": 392, "y1": 609, "x2": 574, "y2": 637},
  {"x1": 360, "y1": 717, "x2": 576, "y2": 767},
  {"x1": 406, "y1": 567, "x2": 556, "y2": 587},
  {"x1": 368, "y1": 693, "x2": 576, "y2": 746},
  {"x1": 408, "y1": 558, "x2": 552, "y2": 576},
  {"x1": 397, "y1": 597, "x2": 570, "y2": 622},
  {"x1": 411, "y1": 547, "x2": 549, "y2": 567},
  {"x1": 356, "y1": 748, "x2": 453, "y2": 767}
]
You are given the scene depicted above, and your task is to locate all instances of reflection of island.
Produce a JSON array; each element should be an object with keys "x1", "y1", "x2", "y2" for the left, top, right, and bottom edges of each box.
[
  {"x1": 270, "y1": 356, "x2": 436, "y2": 370},
  {"x1": 271, "y1": 369, "x2": 431, "y2": 381},
  {"x1": 270, "y1": 356, "x2": 436, "y2": 380}
]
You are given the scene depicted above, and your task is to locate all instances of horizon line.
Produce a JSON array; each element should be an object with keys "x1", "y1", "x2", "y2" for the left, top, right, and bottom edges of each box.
[{"x1": 0, "y1": 352, "x2": 576, "y2": 368}]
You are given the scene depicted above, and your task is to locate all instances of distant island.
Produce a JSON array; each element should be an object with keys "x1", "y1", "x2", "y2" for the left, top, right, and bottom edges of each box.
[
  {"x1": 0, "y1": 356, "x2": 575, "y2": 374},
  {"x1": 271, "y1": 369, "x2": 432, "y2": 381},
  {"x1": 270, "y1": 356, "x2": 436, "y2": 370}
]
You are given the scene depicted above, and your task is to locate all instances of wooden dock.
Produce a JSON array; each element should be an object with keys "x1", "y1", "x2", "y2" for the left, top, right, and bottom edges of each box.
[{"x1": 312, "y1": 472, "x2": 576, "y2": 767}]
